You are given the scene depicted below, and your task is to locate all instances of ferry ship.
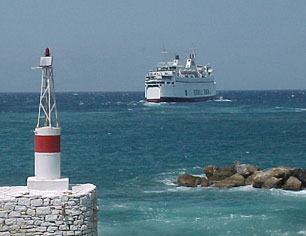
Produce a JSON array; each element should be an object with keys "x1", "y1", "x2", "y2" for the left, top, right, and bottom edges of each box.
[{"x1": 145, "y1": 50, "x2": 216, "y2": 102}]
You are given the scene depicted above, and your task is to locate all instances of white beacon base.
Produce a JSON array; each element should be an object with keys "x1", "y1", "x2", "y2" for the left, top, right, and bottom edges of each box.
[{"x1": 27, "y1": 176, "x2": 69, "y2": 191}]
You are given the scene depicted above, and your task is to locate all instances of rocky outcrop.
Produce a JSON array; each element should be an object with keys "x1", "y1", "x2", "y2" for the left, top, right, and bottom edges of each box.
[
  {"x1": 234, "y1": 162, "x2": 260, "y2": 177},
  {"x1": 204, "y1": 166, "x2": 235, "y2": 181},
  {"x1": 262, "y1": 177, "x2": 282, "y2": 189},
  {"x1": 176, "y1": 174, "x2": 202, "y2": 187},
  {"x1": 289, "y1": 169, "x2": 306, "y2": 187},
  {"x1": 214, "y1": 173, "x2": 245, "y2": 188},
  {"x1": 175, "y1": 162, "x2": 306, "y2": 191},
  {"x1": 283, "y1": 176, "x2": 302, "y2": 190},
  {"x1": 204, "y1": 165, "x2": 218, "y2": 179},
  {"x1": 200, "y1": 178, "x2": 210, "y2": 187},
  {"x1": 252, "y1": 171, "x2": 274, "y2": 188}
]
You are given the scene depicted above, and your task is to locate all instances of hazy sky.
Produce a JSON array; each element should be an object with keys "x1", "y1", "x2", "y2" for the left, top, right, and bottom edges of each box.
[{"x1": 0, "y1": 0, "x2": 305, "y2": 92}]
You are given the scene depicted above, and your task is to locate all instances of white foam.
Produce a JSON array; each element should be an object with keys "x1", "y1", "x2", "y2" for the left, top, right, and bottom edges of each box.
[
  {"x1": 228, "y1": 185, "x2": 256, "y2": 192},
  {"x1": 143, "y1": 102, "x2": 160, "y2": 106},
  {"x1": 270, "y1": 188, "x2": 306, "y2": 197},
  {"x1": 215, "y1": 97, "x2": 232, "y2": 102},
  {"x1": 159, "y1": 179, "x2": 176, "y2": 186},
  {"x1": 112, "y1": 203, "x2": 129, "y2": 209},
  {"x1": 143, "y1": 190, "x2": 168, "y2": 194}
]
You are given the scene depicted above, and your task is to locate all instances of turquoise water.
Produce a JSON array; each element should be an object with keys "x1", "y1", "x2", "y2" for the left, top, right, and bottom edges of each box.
[{"x1": 1, "y1": 90, "x2": 306, "y2": 235}]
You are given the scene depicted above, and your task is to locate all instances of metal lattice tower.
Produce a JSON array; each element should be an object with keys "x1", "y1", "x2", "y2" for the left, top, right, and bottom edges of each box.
[{"x1": 35, "y1": 48, "x2": 59, "y2": 128}]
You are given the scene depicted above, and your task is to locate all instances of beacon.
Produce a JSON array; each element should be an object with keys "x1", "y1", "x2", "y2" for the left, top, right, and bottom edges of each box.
[{"x1": 27, "y1": 48, "x2": 69, "y2": 191}]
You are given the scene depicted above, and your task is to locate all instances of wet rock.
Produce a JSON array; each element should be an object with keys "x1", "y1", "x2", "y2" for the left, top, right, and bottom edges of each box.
[
  {"x1": 283, "y1": 176, "x2": 302, "y2": 191},
  {"x1": 234, "y1": 163, "x2": 260, "y2": 177},
  {"x1": 176, "y1": 174, "x2": 202, "y2": 187},
  {"x1": 200, "y1": 178, "x2": 211, "y2": 187},
  {"x1": 245, "y1": 172, "x2": 258, "y2": 185},
  {"x1": 204, "y1": 165, "x2": 218, "y2": 179},
  {"x1": 269, "y1": 167, "x2": 291, "y2": 179},
  {"x1": 214, "y1": 173, "x2": 245, "y2": 188},
  {"x1": 262, "y1": 177, "x2": 282, "y2": 189},
  {"x1": 289, "y1": 169, "x2": 306, "y2": 186},
  {"x1": 252, "y1": 171, "x2": 274, "y2": 188},
  {"x1": 208, "y1": 166, "x2": 235, "y2": 181},
  {"x1": 252, "y1": 167, "x2": 291, "y2": 188}
]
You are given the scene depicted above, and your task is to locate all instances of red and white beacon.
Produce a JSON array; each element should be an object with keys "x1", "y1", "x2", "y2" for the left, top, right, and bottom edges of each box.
[{"x1": 27, "y1": 48, "x2": 69, "y2": 191}]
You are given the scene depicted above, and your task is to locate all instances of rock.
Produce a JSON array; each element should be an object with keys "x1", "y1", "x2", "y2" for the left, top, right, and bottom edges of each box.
[
  {"x1": 262, "y1": 177, "x2": 282, "y2": 189},
  {"x1": 214, "y1": 173, "x2": 245, "y2": 188},
  {"x1": 289, "y1": 168, "x2": 306, "y2": 186},
  {"x1": 208, "y1": 166, "x2": 235, "y2": 181},
  {"x1": 268, "y1": 167, "x2": 291, "y2": 179},
  {"x1": 283, "y1": 176, "x2": 302, "y2": 191},
  {"x1": 234, "y1": 163, "x2": 260, "y2": 177},
  {"x1": 245, "y1": 172, "x2": 258, "y2": 185},
  {"x1": 252, "y1": 171, "x2": 274, "y2": 188},
  {"x1": 176, "y1": 174, "x2": 202, "y2": 187},
  {"x1": 200, "y1": 178, "x2": 211, "y2": 187},
  {"x1": 252, "y1": 167, "x2": 291, "y2": 188},
  {"x1": 204, "y1": 165, "x2": 218, "y2": 179}
]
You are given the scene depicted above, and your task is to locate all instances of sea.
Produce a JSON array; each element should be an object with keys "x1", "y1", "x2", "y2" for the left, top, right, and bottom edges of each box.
[{"x1": 1, "y1": 90, "x2": 306, "y2": 236}]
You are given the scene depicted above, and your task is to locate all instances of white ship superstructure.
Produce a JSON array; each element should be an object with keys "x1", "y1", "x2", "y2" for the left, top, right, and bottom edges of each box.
[{"x1": 145, "y1": 50, "x2": 216, "y2": 102}]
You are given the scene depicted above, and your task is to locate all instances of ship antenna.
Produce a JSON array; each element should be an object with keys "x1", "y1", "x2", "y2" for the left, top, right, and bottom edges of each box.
[{"x1": 161, "y1": 44, "x2": 168, "y2": 64}]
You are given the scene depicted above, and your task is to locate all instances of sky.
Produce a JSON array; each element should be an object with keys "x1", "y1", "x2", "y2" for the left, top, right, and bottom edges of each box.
[{"x1": 0, "y1": 0, "x2": 305, "y2": 92}]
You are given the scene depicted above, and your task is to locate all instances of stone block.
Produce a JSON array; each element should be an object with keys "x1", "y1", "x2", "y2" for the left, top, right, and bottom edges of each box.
[
  {"x1": 81, "y1": 225, "x2": 88, "y2": 231},
  {"x1": 36, "y1": 227, "x2": 47, "y2": 232},
  {"x1": 61, "y1": 195, "x2": 69, "y2": 202},
  {"x1": 26, "y1": 209, "x2": 35, "y2": 216},
  {"x1": 8, "y1": 211, "x2": 21, "y2": 217},
  {"x1": 5, "y1": 218, "x2": 16, "y2": 225},
  {"x1": 67, "y1": 201, "x2": 76, "y2": 206},
  {"x1": 36, "y1": 206, "x2": 51, "y2": 215},
  {"x1": 18, "y1": 198, "x2": 30, "y2": 206},
  {"x1": 15, "y1": 205, "x2": 27, "y2": 212},
  {"x1": 43, "y1": 199, "x2": 50, "y2": 206},
  {"x1": 16, "y1": 218, "x2": 25, "y2": 226},
  {"x1": 0, "y1": 232, "x2": 11, "y2": 236},
  {"x1": 55, "y1": 220, "x2": 63, "y2": 226},
  {"x1": 51, "y1": 210, "x2": 60, "y2": 215},
  {"x1": 3, "y1": 203, "x2": 15, "y2": 211},
  {"x1": 47, "y1": 226, "x2": 58, "y2": 232},
  {"x1": 31, "y1": 199, "x2": 43, "y2": 207},
  {"x1": 34, "y1": 219, "x2": 44, "y2": 226},
  {"x1": 59, "y1": 224, "x2": 69, "y2": 231},
  {"x1": 51, "y1": 199, "x2": 61, "y2": 206},
  {"x1": 0, "y1": 211, "x2": 8, "y2": 218},
  {"x1": 45, "y1": 215, "x2": 58, "y2": 222},
  {"x1": 42, "y1": 221, "x2": 56, "y2": 227},
  {"x1": 70, "y1": 224, "x2": 79, "y2": 230}
]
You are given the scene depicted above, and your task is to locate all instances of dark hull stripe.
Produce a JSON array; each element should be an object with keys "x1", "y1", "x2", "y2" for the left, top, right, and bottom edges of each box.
[{"x1": 146, "y1": 96, "x2": 215, "y2": 103}]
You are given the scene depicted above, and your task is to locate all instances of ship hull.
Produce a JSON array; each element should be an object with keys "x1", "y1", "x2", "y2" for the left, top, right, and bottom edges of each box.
[
  {"x1": 146, "y1": 96, "x2": 215, "y2": 103},
  {"x1": 145, "y1": 78, "x2": 216, "y2": 103}
]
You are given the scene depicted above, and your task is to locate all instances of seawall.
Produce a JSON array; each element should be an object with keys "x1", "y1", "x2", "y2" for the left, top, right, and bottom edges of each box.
[{"x1": 0, "y1": 183, "x2": 98, "y2": 235}]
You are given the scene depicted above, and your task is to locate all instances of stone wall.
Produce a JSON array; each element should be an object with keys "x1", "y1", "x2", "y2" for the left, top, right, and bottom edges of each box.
[{"x1": 0, "y1": 184, "x2": 98, "y2": 236}]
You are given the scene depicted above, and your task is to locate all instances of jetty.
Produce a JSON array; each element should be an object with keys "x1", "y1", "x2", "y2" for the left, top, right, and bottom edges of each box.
[{"x1": 175, "y1": 162, "x2": 306, "y2": 191}]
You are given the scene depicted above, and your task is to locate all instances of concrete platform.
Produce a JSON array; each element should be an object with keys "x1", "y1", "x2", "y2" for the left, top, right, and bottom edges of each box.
[{"x1": 27, "y1": 176, "x2": 69, "y2": 191}]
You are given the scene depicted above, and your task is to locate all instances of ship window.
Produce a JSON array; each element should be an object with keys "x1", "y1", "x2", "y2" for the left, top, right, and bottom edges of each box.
[
  {"x1": 167, "y1": 82, "x2": 170, "y2": 84},
  {"x1": 185, "y1": 90, "x2": 188, "y2": 96},
  {"x1": 172, "y1": 82, "x2": 174, "y2": 84}
]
